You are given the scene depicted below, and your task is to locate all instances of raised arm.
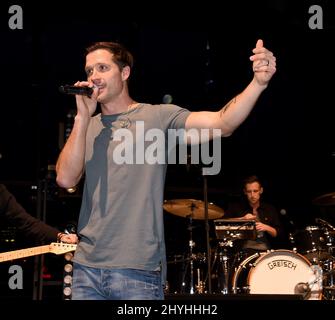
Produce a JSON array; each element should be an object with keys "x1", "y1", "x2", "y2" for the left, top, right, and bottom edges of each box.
[
  {"x1": 56, "y1": 81, "x2": 99, "y2": 189},
  {"x1": 185, "y1": 39, "x2": 276, "y2": 136}
]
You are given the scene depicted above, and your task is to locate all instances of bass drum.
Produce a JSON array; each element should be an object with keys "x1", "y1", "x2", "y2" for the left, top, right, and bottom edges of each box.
[{"x1": 232, "y1": 250, "x2": 323, "y2": 300}]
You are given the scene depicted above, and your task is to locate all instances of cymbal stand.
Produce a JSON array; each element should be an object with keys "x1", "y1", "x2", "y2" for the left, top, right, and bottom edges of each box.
[
  {"x1": 181, "y1": 207, "x2": 197, "y2": 294},
  {"x1": 212, "y1": 239, "x2": 233, "y2": 294},
  {"x1": 203, "y1": 173, "x2": 212, "y2": 294},
  {"x1": 323, "y1": 259, "x2": 335, "y2": 300},
  {"x1": 182, "y1": 203, "x2": 205, "y2": 294}
]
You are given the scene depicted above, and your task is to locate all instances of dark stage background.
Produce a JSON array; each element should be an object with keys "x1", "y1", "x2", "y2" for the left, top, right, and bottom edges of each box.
[{"x1": 0, "y1": 0, "x2": 334, "y2": 299}]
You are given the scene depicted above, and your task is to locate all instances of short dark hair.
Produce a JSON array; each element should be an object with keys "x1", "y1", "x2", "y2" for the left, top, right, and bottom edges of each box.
[
  {"x1": 85, "y1": 41, "x2": 134, "y2": 71},
  {"x1": 243, "y1": 175, "x2": 262, "y2": 188}
]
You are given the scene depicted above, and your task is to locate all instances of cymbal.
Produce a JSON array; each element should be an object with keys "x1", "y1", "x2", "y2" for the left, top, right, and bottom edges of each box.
[
  {"x1": 163, "y1": 199, "x2": 224, "y2": 220},
  {"x1": 312, "y1": 192, "x2": 335, "y2": 206}
]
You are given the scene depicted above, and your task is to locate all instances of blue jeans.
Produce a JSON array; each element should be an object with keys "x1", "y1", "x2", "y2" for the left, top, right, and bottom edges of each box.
[{"x1": 71, "y1": 262, "x2": 164, "y2": 300}]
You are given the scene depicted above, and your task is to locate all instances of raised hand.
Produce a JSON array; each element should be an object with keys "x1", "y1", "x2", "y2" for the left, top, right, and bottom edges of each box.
[{"x1": 250, "y1": 39, "x2": 277, "y2": 87}]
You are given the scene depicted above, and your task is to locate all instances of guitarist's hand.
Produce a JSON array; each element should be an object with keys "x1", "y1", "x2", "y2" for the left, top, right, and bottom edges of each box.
[{"x1": 58, "y1": 233, "x2": 78, "y2": 244}]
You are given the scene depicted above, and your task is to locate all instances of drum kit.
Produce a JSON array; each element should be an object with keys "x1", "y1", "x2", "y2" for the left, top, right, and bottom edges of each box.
[
  {"x1": 163, "y1": 194, "x2": 335, "y2": 300},
  {"x1": 164, "y1": 199, "x2": 224, "y2": 294}
]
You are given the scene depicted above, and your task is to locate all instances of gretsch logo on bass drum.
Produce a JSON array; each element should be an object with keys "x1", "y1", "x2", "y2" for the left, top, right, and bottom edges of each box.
[{"x1": 267, "y1": 259, "x2": 298, "y2": 270}]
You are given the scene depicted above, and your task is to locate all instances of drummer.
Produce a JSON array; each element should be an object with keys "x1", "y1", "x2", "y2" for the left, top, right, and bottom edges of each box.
[{"x1": 225, "y1": 175, "x2": 282, "y2": 257}]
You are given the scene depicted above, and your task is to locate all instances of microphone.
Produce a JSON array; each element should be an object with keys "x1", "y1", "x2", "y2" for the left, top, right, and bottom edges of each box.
[
  {"x1": 294, "y1": 282, "x2": 311, "y2": 299},
  {"x1": 59, "y1": 85, "x2": 94, "y2": 97},
  {"x1": 315, "y1": 218, "x2": 335, "y2": 231}
]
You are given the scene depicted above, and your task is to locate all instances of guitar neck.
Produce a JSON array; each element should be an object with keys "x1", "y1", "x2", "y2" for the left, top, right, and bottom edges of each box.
[{"x1": 0, "y1": 245, "x2": 51, "y2": 263}]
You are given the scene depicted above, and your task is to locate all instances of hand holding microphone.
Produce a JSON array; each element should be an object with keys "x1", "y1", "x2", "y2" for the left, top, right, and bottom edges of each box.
[{"x1": 60, "y1": 81, "x2": 99, "y2": 118}]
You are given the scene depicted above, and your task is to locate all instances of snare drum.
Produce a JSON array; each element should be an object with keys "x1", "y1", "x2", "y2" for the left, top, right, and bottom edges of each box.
[{"x1": 232, "y1": 250, "x2": 322, "y2": 300}]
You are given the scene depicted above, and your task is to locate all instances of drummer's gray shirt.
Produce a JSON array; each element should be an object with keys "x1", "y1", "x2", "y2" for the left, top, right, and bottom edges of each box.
[{"x1": 73, "y1": 103, "x2": 191, "y2": 281}]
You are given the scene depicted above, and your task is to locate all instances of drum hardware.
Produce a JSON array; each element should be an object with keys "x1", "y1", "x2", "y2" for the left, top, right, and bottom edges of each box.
[
  {"x1": 302, "y1": 264, "x2": 323, "y2": 300},
  {"x1": 315, "y1": 218, "x2": 335, "y2": 232},
  {"x1": 164, "y1": 158, "x2": 226, "y2": 294},
  {"x1": 212, "y1": 219, "x2": 257, "y2": 294},
  {"x1": 179, "y1": 209, "x2": 206, "y2": 294},
  {"x1": 293, "y1": 270, "x2": 323, "y2": 300},
  {"x1": 231, "y1": 252, "x2": 263, "y2": 294},
  {"x1": 167, "y1": 254, "x2": 189, "y2": 265},
  {"x1": 180, "y1": 213, "x2": 195, "y2": 294},
  {"x1": 321, "y1": 260, "x2": 335, "y2": 299},
  {"x1": 211, "y1": 241, "x2": 232, "y2": 294},
  {"x1": 291, "y1": 219, "x2": 335, "y2": 300},
  {"x1": 164, "y1": 198, "x2": 224, "y2": 294},
  {"x1": 179, "y1": 251, "x2": 207, "y2": 294},
  {"x1": 195, "y1": 267, "x2": 206, "y2": 294},
  {"x1": 165, "y1": 254, "x2": 190, "y2": 294},
  {"x1": 323, "y1": 286, "x2": 335, "y2": 300},
  {"x1": 294, "y1": 282, "x2": 312, "y2": 299}
]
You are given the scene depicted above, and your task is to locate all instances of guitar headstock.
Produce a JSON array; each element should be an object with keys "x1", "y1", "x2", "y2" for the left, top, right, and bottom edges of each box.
[{"x1": 49, "y1": 243, "x2": 77, "y2": 255}]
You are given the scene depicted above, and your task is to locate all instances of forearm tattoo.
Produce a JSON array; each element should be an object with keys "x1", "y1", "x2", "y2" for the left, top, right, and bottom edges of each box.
[{"x1": 219, "y1": 95, "x2": 237, "y2": 117}]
